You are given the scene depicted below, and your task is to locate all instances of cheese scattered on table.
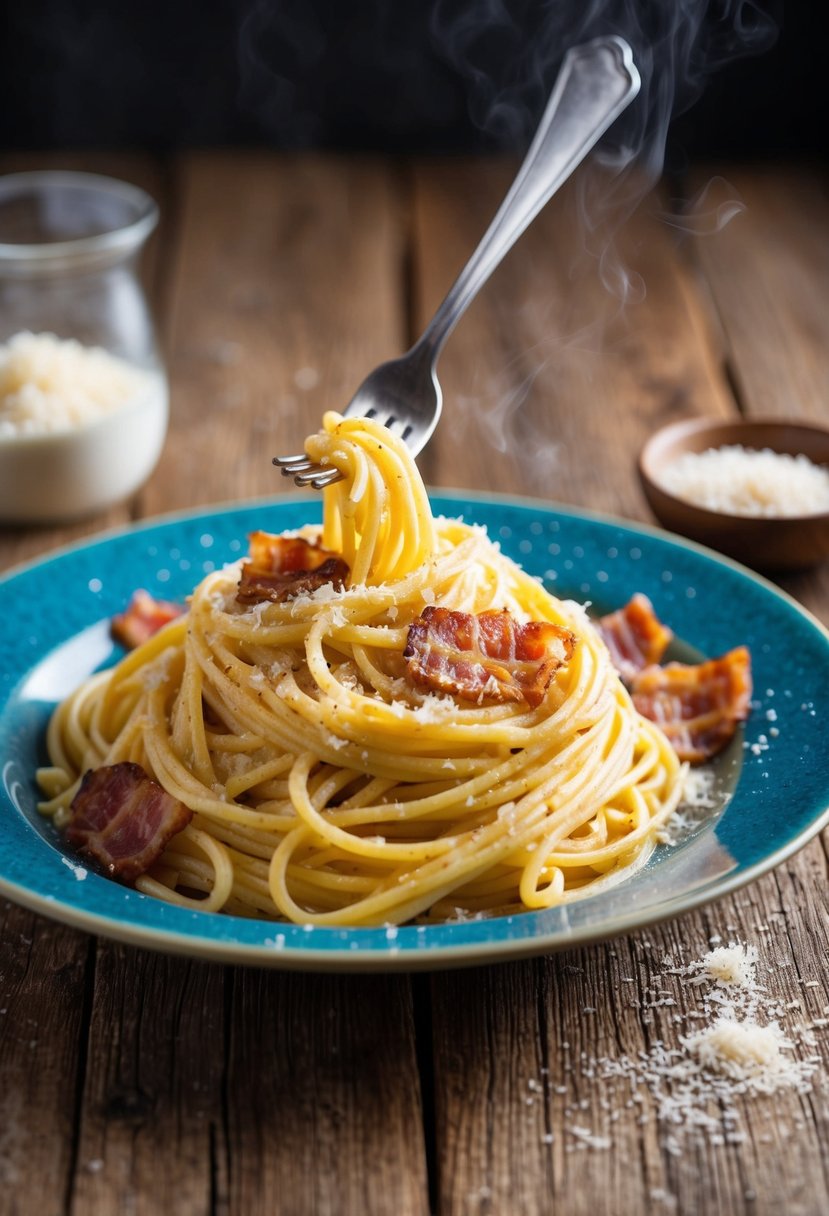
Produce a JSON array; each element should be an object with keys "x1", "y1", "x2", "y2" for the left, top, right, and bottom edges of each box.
[{"x1": 536, "y1": 937, "x2": 822, "y2": 1161}]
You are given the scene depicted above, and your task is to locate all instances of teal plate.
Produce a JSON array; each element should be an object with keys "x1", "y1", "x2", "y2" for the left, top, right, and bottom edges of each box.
[{"x1": 1, "y1": 494, "x2": 828, "y2": 971}]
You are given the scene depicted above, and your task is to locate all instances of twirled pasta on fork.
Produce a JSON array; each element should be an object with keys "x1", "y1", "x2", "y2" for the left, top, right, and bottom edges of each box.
[{"x1": 38, "y1": 411, "x2": 692, "y2": 926}]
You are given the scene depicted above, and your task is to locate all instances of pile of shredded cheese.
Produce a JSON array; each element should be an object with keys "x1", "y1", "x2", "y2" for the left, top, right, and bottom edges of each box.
[
  {"x1": 660, "y1": 444, "x2": 829, "y2": 517},
  {"x1": 683, "y1": 1018, "x2": 796, "y2": 1091},
  {"x1": 531, "y1": 938, "x2": 823, "y2": 1160},
  {"x1": 698, "y1": 942, "x2": 759, "y2": 988},
  {"x1": 0, "y1": 331, "x2": 153, "y2": 437},
  {"x1": 597, "y1": 942, "x2": 819, "y2": 1155}
]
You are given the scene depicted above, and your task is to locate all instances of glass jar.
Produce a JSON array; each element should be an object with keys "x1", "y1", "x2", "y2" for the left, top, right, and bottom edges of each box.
[
  {"x1": 0, "y1": 169, "x2": 165, "y2": 369},
  {"x1": 0, "y1": 171, "x2": 169, "y2": 522}
]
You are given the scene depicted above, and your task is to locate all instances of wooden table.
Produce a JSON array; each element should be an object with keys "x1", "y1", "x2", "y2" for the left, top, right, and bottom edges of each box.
[{"x1": 1, "y1": 153, "x2": 828, "y2": 1216}]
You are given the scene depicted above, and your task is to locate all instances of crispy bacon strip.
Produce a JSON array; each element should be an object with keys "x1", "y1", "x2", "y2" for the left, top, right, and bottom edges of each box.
[
  {"x1": 597, "y1": 593, "x2": 673, "y2": 684},
  {"x1": 631, "y1": 646, "x2": 752, "y2": 763},
  {"x1": 237, "y1": 531, "x2": 349, "y2": 604},
  {"x1": 66, "y1": 762, "x2": 193, "y2": 882},
  {"x1": 403, "y1": 606, "x2": 576, "y2": 709},
  {"x1": 111, "y1": 590, "x2": 185, "y2": 650}
]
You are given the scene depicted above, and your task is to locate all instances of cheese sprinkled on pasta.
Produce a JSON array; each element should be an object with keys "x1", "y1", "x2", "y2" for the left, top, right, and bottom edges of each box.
[{"x1": 38, "y1": 411, "x2": 684, "y2": 925}]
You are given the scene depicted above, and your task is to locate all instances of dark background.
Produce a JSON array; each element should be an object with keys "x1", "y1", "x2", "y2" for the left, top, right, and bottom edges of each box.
[{"x1": 0, "y1": 0, "x2": 823, "y2": 164}]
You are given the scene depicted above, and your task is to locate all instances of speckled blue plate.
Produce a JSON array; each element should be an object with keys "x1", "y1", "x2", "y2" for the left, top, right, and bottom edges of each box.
[{"x1": 1, "y1": 494, "x2": 828, "y2": 971}]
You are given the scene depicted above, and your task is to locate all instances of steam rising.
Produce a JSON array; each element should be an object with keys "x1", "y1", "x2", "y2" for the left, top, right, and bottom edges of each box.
[
  {"x1": 430, "y1": 1, "x2": 777, "y2": 166},
  {"x1": 424, "y1": 1, "x2": 776, "y2": 466},
  {"x1": 238, "y1": 1, "x2": 775, "y2": 306},
  {"x1": 659, "y1": 176, "x2": 746, "y2": 234},
  {"x1": 237, "y1": 1, "x2": 777, "y2": 471},
  {"x1": 430, "y1": 0, "x2": 775, "y2": 300}
]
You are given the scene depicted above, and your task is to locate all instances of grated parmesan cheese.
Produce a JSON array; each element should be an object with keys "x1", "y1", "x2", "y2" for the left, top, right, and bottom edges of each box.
[
  {"x1": 534, "y1": 937, "x2": 822, "y2": 1160},
  {"x1": 683, "y1": 1019, "x2": 798, "y2": 1092},
  {"x1": 0, "y1": 331, "x2": 155, "y2": 437},
  {"x1": 659, "y1": 444, "x2": 829, "y2": 517},
  {"x1": 700, "y1": 943, "x2": 758, "y2": 988},
  {"x1": 656, "y1": 767, "x2": 724, "y2": 847}
]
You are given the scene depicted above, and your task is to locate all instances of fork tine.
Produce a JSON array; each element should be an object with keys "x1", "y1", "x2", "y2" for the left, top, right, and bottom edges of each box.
[
  {"x1": 293, "y1": 466, "x2": 342, "y2": 488},
  {"x1": 272, "y1": 452, "x2": 344, "y2": 488},
  {"x1": 277, "y1": 460, "x2": 316, "y2": 476}
]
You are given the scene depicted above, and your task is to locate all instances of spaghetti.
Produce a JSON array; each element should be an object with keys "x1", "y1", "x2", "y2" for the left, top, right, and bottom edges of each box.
[{"x1": 37, "y1": 411, "x2": 684, "y2": 925}]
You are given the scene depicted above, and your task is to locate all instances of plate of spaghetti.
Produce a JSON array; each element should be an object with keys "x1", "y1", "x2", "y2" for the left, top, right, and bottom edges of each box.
[{"x1": 1, "y1": 413, "x2": 828, "y2": 969}]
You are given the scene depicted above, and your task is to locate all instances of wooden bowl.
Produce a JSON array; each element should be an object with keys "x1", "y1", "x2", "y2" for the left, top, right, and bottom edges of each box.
[{"x1": 638, "y1": 418, "x2": 829, "y2": 572}]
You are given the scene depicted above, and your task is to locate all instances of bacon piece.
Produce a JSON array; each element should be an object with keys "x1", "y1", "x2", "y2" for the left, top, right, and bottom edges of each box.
[
  {"x1": 597, "y1": 593, "x2": 673, "y2": 684},
  {"x1": 237, "y1": 531, "x2": 349, "y2": 604},
  {"x1": 111, "y1": 590, "x2": 185, "y2": 650},
  {"x1": 403, "y1": 606, "x2": 576, "y2": 709},
  {"x1": 66, "y1": 762, "x2": 192, "y2": 882},
  {"x1": 632, "y1": 646, "x2": 752, "y2": 763}
]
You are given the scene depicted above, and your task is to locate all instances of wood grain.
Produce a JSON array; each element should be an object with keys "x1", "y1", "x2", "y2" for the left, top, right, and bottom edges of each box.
[
  {"x1": 430, "y1": 883, "x2": 829, "y2": 1216},
  {"x1": 225, "y1": 973, "x2": 429, "y2": 1216},
  {"x1": 0, "y1": 903, "x2": 91, "y2": 1216},
  {"x1": 143, "y1": 151, "x2": 407, "y2": 514},
  {"x1": 685, "y1": 166, "x2": 829, "y2": 626},
  {"x1": 68, "y1": 946, "x2": 225, "y2": 1216},
  {"x1": 410, "y1": 158, "x2": 735, "y2": 517},
  {"x1": 688, "y1": 166, "x2": 829, "y2": 425}
]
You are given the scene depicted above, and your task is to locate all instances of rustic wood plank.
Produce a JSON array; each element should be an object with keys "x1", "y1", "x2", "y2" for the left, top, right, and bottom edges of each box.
[
  {"x1": 3, "y1": 152, "x2": 828, "y2": 1216},
  {"x1": 688, "y1": 166, "x2": 829, "y2": 425},
  {"x1": 412, "y1": 159, "x2": 829, "y2": 1215},
  {"x1": 67, "y1": 947, "x2": 225, "y2": 1216},
  {"x1": 411, "y1": 158, "x2": 736, "y2": 516},
  {"x1": 774, "y1": 561, "x2": 829, "y2": 641},
  {"x1": 0, "y1": 902, "x2": 91, "y2": 1216},
  {"x1": 684, "y1": 164, "x2": 829, "y2": 1210},
  {"x1": 225, "y1": 973, "x2": 430, "y2": 1216},
  {"x1": 143, "y1": 151, "x2": 407, "y2": 514}
]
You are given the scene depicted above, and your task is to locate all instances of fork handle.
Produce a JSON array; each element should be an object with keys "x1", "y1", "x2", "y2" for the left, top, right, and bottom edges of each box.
[{"x1": 415, "y1": 36, "x2": 640, "y2": 361}]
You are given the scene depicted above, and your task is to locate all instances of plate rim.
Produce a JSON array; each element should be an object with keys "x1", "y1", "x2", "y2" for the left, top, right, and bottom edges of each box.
[
  {"x1": 1, "y1": 490, "x2": 828, "y2": 970},
  {"x1": 2, "y1": 485, "x2": 828, "y2": 647},
  {"x1": 1, "y1": 822, "x2": 827, "y2": 971}
]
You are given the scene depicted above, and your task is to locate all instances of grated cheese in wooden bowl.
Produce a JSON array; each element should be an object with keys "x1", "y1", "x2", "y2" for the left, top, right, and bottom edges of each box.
[{"x1": 660, "y1": 445, "x2": 829, "y2": 518}]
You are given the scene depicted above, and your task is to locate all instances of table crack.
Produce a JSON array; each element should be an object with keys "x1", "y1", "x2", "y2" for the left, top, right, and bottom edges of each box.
[{"x1": 63, "y1": 934, "x2": 97, "y2": 1216}]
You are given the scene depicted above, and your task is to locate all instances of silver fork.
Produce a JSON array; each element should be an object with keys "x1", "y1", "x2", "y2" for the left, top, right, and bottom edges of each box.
[{"x1": 274, "y1": 36, "x2": 640, "y2": 489}]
